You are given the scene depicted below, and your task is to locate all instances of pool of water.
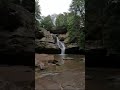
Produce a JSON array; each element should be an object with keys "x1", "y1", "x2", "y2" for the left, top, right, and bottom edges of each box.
[
  {"x1": 35, "y1": 54, "x2": 85, "y2": 77},
  {"x1": 35, "y1": 54, "x2": 85, "y2": 90}
]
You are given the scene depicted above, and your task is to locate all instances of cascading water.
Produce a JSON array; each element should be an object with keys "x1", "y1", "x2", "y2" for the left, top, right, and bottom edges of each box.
[{"x1": 56, "y1": 37, "x2": 65, "y2": 55}]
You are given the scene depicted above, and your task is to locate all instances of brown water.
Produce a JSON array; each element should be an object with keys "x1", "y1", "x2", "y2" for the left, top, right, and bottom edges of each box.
[
  {"x1": 36, "y1": 54, "x2": 85, "y2": 77},
  {"x1": 35, "y1": 54, "x2": 85, "y2": 90}
]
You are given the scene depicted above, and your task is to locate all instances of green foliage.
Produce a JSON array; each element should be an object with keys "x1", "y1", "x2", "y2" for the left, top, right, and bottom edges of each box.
[
  {"x1": 66, "y1": 0, "x2": 85, "y2": 48},
  {"x1": 67, "y1": 13, "x2": 76, "y2": 41},
  {"x1": 40, "y1": 15, "x2": 54, "y2": 30},
  {"x1": 35, "y1": 0, "x2": 41, "y2": 31},
  {"x1": 78, "y1": 29, "x2": 85, "y2": 49},
  {"x1": 36, "y1": 0, "x2": 85, "y2": 49},
  {"x1": 70, "y1": 0, "x2": 85, "y2": 13},
  {"x1": 53, "y1": 0, "x2": 85, "y2": 49},
  {"x1": 35, "y1": 0, "x2": 41, "y2": 20},
  {"x1": 55, "y1": 13, "x2": 67, "y2": 27},
  {"x1": 67, "y1": 13, "x2": 85, "y2": 48}
]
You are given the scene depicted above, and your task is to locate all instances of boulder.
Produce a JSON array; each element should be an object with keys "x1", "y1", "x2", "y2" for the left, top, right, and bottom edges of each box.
[
  {"x1": 35, "y1": 54, "x2": 55, "y2": 70},
  {"x1": 35, "y1": 29, "x2": 59, "y2": 53},
  {"x1": 58, "y1": 33, "x2": 68, "y2": 41},
  {"x1": 35, "y1": 30, "x2": 44, "y2": 39},
  {"x1": 50, "y1": 26, "x2": 67, "y2": 34},
  {"x1": 35, "y1": 28, "x2": 84, "y2": 54}
]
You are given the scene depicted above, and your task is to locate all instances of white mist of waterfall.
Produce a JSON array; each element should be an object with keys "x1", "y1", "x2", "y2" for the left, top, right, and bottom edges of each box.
[
  {"x1": 56, "y1": 37, "x2": 65, "y2": 55},
  {"x1": 53, "y1": 17, "x2": 56, "y2": 26},
  {"x1": 51, "y1": 14, "x2": 57, "y2": 26}
]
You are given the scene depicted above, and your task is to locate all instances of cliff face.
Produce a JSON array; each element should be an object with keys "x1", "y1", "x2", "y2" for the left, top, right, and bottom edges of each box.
[
  {"x1": 35, "y1": 28, "x2": 84, "y2": 54},
  {"x1": 86, "y1": 0, "x2": 120, "y2": 55},
  {"x1": 103, "y1": 1, "x2": 120, "y2": 55},
  {"x1": 0, "y1": 1, "x2": 35, "y2": 65},
  {"x1": 86, "y1": 0, "x2": 120, "y2": 68},
  {"x1": 35, "y1": 28, "x2": 59, "y2": 54}
]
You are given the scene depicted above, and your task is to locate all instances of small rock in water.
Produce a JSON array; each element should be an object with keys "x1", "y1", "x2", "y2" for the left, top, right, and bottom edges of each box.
[
  {"x1": 80, "y1": 58, "x2": 85, "y2": 61},
  {"x1": 56, "y1": 60, "x2": 64, "y2": 66},
  {"x1": 39, "y1": 62, "x2": 46, "y2": 70},
  {"x1": 35, "y1": 54, "x2": 55, "y2": 70},
  {"x1": 56, "y1": 63, "x2": 61, "y2": 66},
  {"x1": 48, "y1": 60, "x2": 58, "y2": 64}
]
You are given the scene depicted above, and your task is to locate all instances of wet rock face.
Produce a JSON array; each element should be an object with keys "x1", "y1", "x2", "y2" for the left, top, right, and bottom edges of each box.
[
  {"x1": 35, "y1": 30, "x2": 44, "y2": 39},
  {"x1": 0, "y1": 3, "x2": 34, "y2": 52},
  {"x1": 0, "y1": 2, "x2": 35, "y2": 65},
  {"x1": 35, "y1": 29, "x2": 60, "y2": 54},
  {"x1": 86, "y1": 0, "x2": 120, "y2": 54},
  {"x1": 103, "y1": 1, "x2": 120, "y2": 55},
  {"x1": 86, "y1": 0, "x2": 120, "y2": 68},
  {"x1": 35, "y1": 29, "x2": 82, "y2": 54},
  {"x1": 50, "y1": 26, "x2": 67, "y2": 34},
  {"x1": 86, "y1": 0, "x2": 120, "y2": 56},
  {"x1": 0, "y1": 10, "x2": 21, "y2": 31}
]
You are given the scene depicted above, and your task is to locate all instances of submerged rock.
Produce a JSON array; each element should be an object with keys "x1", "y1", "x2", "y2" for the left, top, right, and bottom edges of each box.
[{"x1": 35, "y1": 54, "x2": 55, "y2": 70}]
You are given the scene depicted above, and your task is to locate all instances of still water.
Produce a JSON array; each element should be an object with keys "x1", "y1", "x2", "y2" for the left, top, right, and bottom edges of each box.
[
  {"x1": 37, "y1": 54, "x2": 85, "y2": 73},
  {"x1": 35, "y1": 54, "x2": 85, "y2": 90}
]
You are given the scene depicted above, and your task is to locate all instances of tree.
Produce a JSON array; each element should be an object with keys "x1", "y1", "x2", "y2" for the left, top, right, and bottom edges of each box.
[
  {"x1": 40, "y1": 15, "x2": 54, "y2": 30},
  {"x1": 68, "y1": 0, "x2": 85, "y2": 49},
  {"x1": 55, "y1": 13, "x2": 67, "y2": 27},
  {"x1": 35, "y1": 0, "x2": 41, "y2": 20},
  {"x1": 67, "y1": 13, "x2": 76, "y2": 42}
]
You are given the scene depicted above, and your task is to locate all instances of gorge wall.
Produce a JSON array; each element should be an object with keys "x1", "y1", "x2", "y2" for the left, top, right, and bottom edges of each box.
[
  {"x1": 0, "y1": 0, "x2": 35, "y2": 65},
  {"x1": 86, "y1": 0, "x2": 120, "y2": 68}
]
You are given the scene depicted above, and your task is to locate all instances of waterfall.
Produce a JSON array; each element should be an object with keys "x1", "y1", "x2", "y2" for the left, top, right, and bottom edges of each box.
[{"x1": 56, "y1": 37, "x2": 65, "y2": 55}]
